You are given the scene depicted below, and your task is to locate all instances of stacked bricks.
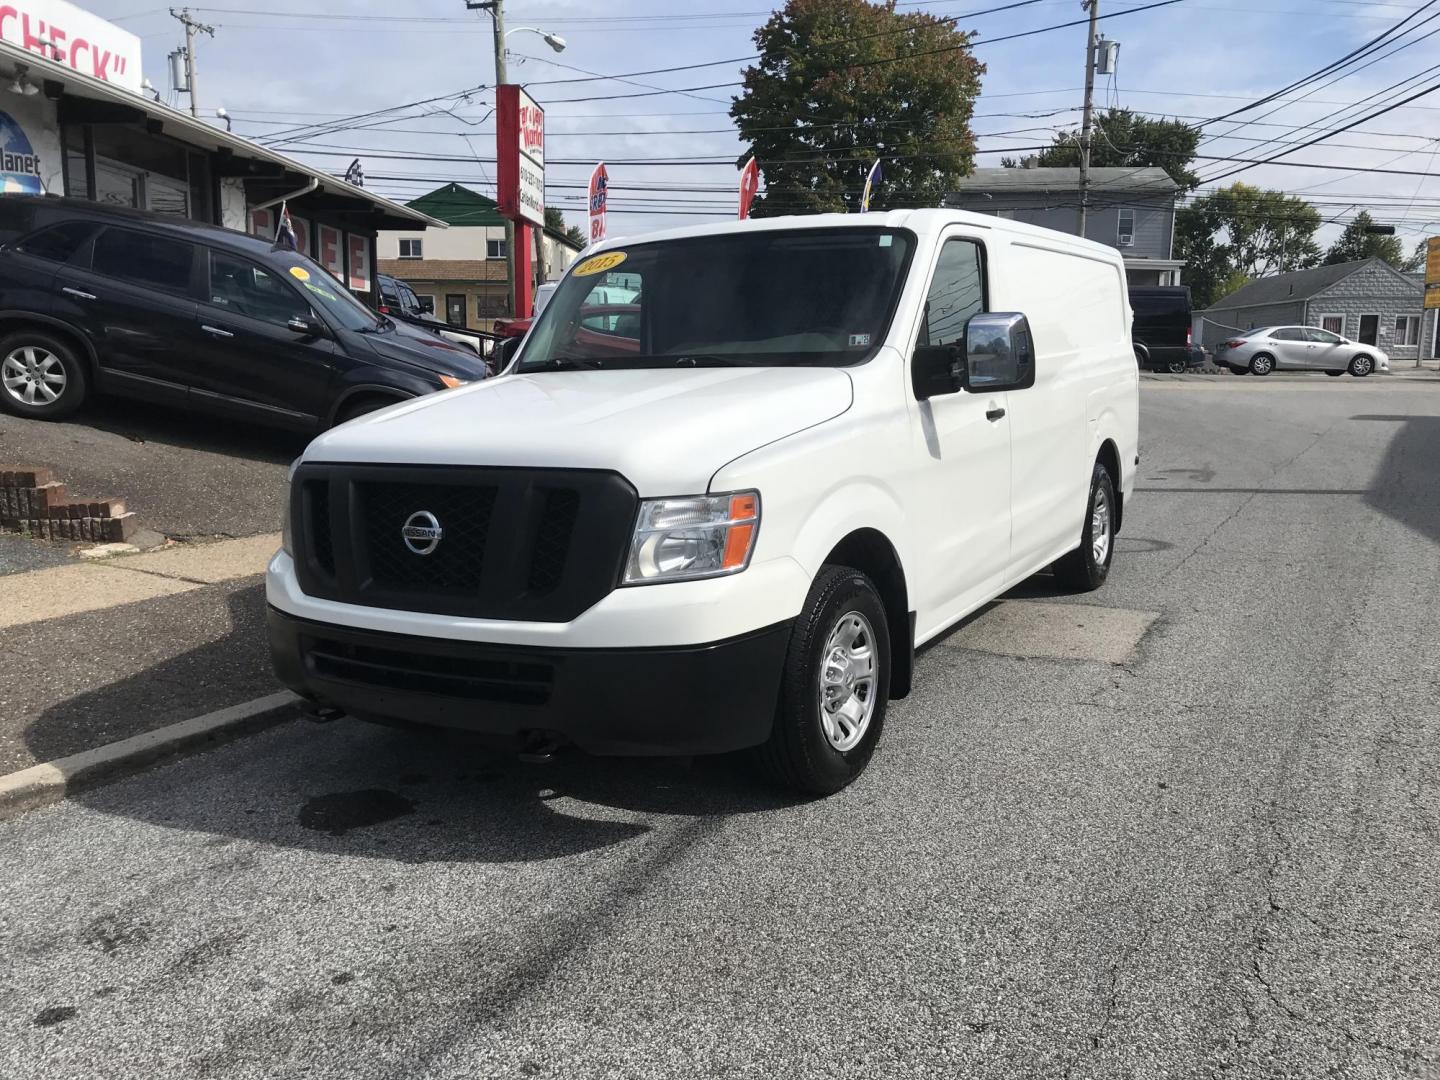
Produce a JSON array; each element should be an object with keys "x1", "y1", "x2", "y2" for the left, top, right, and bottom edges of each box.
[{"x1": 0, "y1": 467, "x2": 137, "y2": 543}]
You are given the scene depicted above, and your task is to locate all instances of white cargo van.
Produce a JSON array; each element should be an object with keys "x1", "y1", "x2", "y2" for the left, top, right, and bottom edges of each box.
[{"x1": 268, "y1": 210, "x2": 1139, "y2": 794}]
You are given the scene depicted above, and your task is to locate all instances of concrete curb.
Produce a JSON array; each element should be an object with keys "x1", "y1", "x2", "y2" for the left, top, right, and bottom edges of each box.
[{"x1": 0, "y1": 691, "x2": 299, "y2": 823}]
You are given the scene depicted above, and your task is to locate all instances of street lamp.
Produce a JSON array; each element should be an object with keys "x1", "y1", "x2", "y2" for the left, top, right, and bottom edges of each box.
[{"x1": 505, "y1": 26, "x2": 566, "y2": 52}]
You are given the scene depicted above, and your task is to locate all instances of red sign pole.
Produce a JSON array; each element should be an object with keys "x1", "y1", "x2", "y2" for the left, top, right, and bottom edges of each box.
[{"x1": 514, "y1": 220, "x2": 534, "y2": 317}]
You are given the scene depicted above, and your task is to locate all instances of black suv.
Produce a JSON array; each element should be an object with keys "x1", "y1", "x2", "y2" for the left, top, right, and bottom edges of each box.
[
  {"x1": 0, "y1": 196, "x2": 487, "y2": 428},
  {"x1": 1130, "y1": 286, "x2": 1205, "y2": 373}
]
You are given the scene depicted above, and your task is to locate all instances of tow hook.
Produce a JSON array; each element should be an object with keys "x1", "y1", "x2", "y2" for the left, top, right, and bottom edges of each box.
[
  {"x1": 518, "y1": 730, "x2": 563, "y2": 764},
  {"x1": 298, "y1": 699, "x2": 344, "y2": 724}
]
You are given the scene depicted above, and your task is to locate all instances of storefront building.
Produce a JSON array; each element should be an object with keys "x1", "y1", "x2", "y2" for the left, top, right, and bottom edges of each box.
[{"x1": 0, "y1": 1, "x2": 441, "y2": 303}]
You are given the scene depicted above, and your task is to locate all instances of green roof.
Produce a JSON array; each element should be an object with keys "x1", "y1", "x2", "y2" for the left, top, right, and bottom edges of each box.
[{"x1": 405, "y1": 183, "x2": 506, "y2": 227}]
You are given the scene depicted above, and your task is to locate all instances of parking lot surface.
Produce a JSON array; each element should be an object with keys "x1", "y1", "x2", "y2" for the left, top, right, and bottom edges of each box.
[{"x1": 1, "y1": 379, "x2": 1437, "y2": 1079}]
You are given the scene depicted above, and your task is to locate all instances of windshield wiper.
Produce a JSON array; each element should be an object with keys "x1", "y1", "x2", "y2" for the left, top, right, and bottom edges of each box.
[{"x1": 668, "y1": 354, "x2": 747, "y2": 367}]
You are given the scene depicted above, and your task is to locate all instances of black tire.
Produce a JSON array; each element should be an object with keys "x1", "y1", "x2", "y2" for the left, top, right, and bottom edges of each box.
[
  {"x1": 1165, "y1": 359, "x2": 1188, "y2": 375},
  {"x1": 1248, "y1": 353, "x2": 1275, "y2": 376},
  {"x1": 1348, "y1": 354, "x2": 1373, "y2": 377},
  {"x1": 1053, "y1": 460, "x2": 1116, "y2": 592},
  {"x1": 0, "y1": 330, "x2": 88, "y2": 420},
  {"x1": 755, "y1": 565, "x2": 890, "y2": 796},
  {"x1": 334, "y1": 394, "x2": 405, "y2": 426},
  {"x1": 1325, "y1": 369, "x2": 1343, "y2": 377}
]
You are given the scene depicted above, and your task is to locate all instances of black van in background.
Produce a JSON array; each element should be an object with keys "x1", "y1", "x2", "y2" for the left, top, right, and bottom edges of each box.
[{"x1": 1130, "y1": 286, "x2": 1206, "y2": 373}]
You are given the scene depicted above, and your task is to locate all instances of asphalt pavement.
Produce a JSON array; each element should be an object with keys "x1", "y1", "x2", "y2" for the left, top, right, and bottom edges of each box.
[{"x1": 1, "y1": 379, "x2": 1438, "y2": 1079}]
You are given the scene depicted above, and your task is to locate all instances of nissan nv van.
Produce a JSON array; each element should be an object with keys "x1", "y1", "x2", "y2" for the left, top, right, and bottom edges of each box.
[{"x1": 267, "y1": 209, "x2": 1140, "y2": 794}]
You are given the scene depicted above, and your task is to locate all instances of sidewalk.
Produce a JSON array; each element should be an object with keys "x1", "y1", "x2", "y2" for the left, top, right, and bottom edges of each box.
[{"x1": 0, "y1": 534, "x2": 281, "y2": 773}]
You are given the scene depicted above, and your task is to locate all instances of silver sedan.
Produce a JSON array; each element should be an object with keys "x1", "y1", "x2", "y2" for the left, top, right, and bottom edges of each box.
[{"x1": 1215, "y1": 326, "x2": 1390, "y2": 376}]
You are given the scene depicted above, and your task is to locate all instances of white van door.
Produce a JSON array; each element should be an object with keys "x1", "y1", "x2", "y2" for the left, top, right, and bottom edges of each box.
[{"x1": 906, "y1": 236, "x2": 1013, "y2": 622}]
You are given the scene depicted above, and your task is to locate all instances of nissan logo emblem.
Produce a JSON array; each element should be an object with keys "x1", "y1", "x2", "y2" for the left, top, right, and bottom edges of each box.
[{"x1": 401, "y1": 510, "x2": 444, "y2": 556}]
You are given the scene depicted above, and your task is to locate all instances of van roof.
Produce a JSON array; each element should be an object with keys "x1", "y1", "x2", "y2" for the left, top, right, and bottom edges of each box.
[{"x1": 583, "y1": 207, "x2": 1124, "y2": 262}]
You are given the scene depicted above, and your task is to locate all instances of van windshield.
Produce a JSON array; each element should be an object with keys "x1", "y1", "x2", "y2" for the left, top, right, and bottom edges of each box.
[{"x1": 517, "y1": 228, "x2": 915, "y2": 372}]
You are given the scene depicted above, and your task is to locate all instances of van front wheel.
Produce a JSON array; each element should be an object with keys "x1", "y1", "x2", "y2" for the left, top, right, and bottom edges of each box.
[
  {"x1": 1054, "y1": 461, "x2": 1116, "y2": 592},
  {"x1": 756, "y1": 566, "x2": 890, "y2": 796}
]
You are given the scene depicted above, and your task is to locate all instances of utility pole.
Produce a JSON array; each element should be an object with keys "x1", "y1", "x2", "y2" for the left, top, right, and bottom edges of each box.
[
  {"x1": 170, "y1": 8, "x2": 215, "y2": 118},
  {"x1": 468, "y1": 0, "x2": 520, "y2": 318},
  {"x1": 1077, "y1": 0, "x2": 1100, "y2": 238}
]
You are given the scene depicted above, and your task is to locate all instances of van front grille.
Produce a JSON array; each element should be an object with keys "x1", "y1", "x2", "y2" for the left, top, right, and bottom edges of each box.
[{"x1": 289, "y1": 464, "x2": 637, "y2": 623}]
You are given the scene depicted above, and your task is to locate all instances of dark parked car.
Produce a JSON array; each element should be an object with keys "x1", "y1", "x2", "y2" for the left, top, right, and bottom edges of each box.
[
  {"x1": 1130, "y1": 286, "x2": 1205, "y2": 373},
  {"x1": 0, "y1": 196, "x2": 486, "y2": 429}
]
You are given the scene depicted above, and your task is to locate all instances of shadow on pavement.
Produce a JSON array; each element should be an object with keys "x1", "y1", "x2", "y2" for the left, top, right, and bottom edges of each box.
[
  {"x1": 73, "y1": 396, "x2": 311, "y2": 466},
  {"x1": 28, "y1": 588, "x2": 799, "y2": 865},
  {"x1": 1356, "y1": 414, "x2": 1440, "y2": 545}
]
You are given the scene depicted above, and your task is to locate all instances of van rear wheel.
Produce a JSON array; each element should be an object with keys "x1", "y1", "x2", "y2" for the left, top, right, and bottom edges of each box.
[
  {"x1": 1054, "y1": 461, "x2": 1116, "y2": 592},
  {"x1": 755, "y1": 566, "x2": 890, "y2": 796}
]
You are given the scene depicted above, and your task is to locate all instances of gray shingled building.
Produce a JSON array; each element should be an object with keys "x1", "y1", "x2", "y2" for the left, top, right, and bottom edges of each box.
[{"x1": 1196, "y1": 258, "x2": 1432, "y2": 365}]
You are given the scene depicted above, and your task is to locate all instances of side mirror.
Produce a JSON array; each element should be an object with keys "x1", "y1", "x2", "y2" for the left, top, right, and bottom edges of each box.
[
  {"x1": 287, "y1": 315, "x2": 325, "y2": 337},
  {"x1": 497, "y1": 335, "x2": 523, "y2": 370},
  {"x1": 912, "y1": 344, "x2": 965, "y2": 401},
  {"x1": 964, "y1": 311, "x2": 1035, "y2": 391}
]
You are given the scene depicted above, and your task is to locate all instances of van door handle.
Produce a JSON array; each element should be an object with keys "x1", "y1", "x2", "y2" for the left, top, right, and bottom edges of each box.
[
  {"x1": 61, "y1": 287, "x2": 96, "y2": 300},
  {"x1": 201, "y1": 325, "x2": 235, "y2": 338},
  {"x1": 986, "y1": 406, "x2": 1006, "y2": 422}
]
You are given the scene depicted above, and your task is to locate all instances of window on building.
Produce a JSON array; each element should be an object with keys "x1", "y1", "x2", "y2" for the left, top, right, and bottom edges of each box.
[
  {"x1": 1116, "y1": 208, "x2": 1136, "y2": 247},
  {"x1": 487, "y1": 238, "x2": 507, "y2": 259},
  {"x1": 1395, "y1": 314, "x2": 1420, "y2": 346},
  {"x1": 1320, "y1": 314, "x2": 1344, "y2": 336},
  {"x1": 398, "y1": 238, "x2": 423, "y2": 259},
  {"x1": 91, "y1": 228, "x2": 196, "y2": 294}
]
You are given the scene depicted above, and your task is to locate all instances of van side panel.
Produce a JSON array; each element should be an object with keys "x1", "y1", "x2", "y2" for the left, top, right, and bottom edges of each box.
[{"x1": 993, "y1": 239, "x2": 1133, "y2": 576}]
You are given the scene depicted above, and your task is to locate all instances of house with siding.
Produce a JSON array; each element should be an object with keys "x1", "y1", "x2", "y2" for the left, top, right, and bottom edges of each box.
[
  {"x1": 943, "y1": 166, "x2": 1183, "y2": 287},
  {"x1": 1195, "y1": 258, "x2": 1431, "y2": 364},
  {"x1": 377, "y1": 184, "x2": 581, "y2": 330}
]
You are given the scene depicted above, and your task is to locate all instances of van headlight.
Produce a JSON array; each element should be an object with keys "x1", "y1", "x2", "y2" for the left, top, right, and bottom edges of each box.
[{"x1": 622, "y1": 492, "x2": 760, "y2": 584}]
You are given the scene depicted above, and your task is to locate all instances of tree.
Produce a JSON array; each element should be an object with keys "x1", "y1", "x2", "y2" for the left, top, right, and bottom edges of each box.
[
  {"x1": 730, "y1": 0, "x2": 984, "y2": 216},
  {"x1": 1035, "y1": 108, "x2": 1200, "y2": 190},
  {"x1": 1401, "y1": 238, "x2": 1428, "y2": 274},
  {"x1": 544, "y1": 206, "x2": 585, "y2": 247},
  {"x1": 1175, "y1": 183, "x2": 1322, "y2": 307},
  {"x1": 1322, "y1": 210, "x2": 1406, "y2": 268}
]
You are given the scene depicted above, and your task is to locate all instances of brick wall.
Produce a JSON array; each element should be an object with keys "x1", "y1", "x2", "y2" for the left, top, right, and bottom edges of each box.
[
  {"x1": 0, "y1": 467, "x2": 136, "y2": 542},
  {"x1": 1306, "y1": 262, "x2": 1426, "y2": 361},
  {"x1": 1198, "y1": 302, "x2": 1304, "y2": 349}
]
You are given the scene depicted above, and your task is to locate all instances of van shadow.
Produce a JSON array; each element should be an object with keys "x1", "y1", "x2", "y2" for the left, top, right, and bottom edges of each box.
[{"x1": 26, "y1": 587, "x2": 799, "y2": 866}]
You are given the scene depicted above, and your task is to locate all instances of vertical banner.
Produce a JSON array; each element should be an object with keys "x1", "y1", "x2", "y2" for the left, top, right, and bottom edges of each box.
[
  {"x1": 588, "y1": 162, "x2": 608, "y2": 246},
  {"x1": 317, "y1": 224, "x2": 344, "y2": 279},
  {"x1": 738, "y1": 157, "x2": 759, "y2": 220},
  {"x1": 346, "y1": 232, "x2": 371, "y2": 292},
  {"x1": 496, "y1": 84, "x2": 545, "y2": 227}
]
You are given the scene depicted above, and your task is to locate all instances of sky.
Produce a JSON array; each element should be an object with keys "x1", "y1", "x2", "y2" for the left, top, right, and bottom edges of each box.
[{"x1": 80, "y1": 0, "x2": 1440, "y2": 251}]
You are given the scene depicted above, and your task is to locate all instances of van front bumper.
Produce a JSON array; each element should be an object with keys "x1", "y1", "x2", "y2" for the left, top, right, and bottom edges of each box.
[{"x1": 267, "y1": 606, "x2": 791, "y2": 756}]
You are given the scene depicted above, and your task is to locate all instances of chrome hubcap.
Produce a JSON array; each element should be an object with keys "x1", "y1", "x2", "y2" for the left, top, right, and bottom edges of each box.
[
  {"x1": 1091, "y1": 487, "x2": 1112, "y2": 565},
  {"x1": 818, "y1": 610, "x2": 878, "y2": 752},
  {"x1": 1354, "y1": 357, "x2": 1371, "y2": 374},
  {"x1": 2, "y1": 347, "x2": 65, "y2": 406}
]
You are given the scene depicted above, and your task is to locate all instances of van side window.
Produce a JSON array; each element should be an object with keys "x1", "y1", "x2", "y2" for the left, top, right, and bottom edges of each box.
[{"x1": 921, "y1": 239, "x2": 985, "y2": 348}]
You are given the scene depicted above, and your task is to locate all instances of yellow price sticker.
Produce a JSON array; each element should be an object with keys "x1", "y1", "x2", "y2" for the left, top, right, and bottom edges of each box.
[
  {"x1": 289, "y1": 266, "x2": 311, "y2": 282},
  {"x1": 573, "y1": 250, "x2": 627, "y2": 277}
]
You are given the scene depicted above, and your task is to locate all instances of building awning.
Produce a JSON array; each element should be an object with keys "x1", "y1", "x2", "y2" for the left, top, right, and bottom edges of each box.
[{"x1": 0, "y1": 39, "x2": 445, "y2": 231}]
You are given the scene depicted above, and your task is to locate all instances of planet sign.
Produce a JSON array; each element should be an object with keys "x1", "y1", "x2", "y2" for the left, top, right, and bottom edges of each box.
[{"x1": 0, "y1": 113, "x2": 43, "y2": 195}]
